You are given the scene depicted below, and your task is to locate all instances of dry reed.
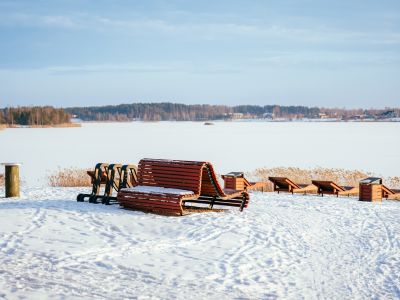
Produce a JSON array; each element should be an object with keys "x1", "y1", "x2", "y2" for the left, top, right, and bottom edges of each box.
[
  {"x1": 247, "y1": 167, "x2": 400, "y2": 192},
  {"x1": 47, "y1": 165, "x2": 400, "y2": 195},
  {"x1": 387, "y1": 177, "x2": 400, "y2": 190},
  {"x1": 48, "y1": 167, "x2": 91, "y2": 187}
]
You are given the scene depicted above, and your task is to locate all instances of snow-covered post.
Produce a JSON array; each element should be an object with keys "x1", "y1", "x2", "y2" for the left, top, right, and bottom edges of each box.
[{"x1": 2, "y1": 163, "x2": 21, "y2": 197}]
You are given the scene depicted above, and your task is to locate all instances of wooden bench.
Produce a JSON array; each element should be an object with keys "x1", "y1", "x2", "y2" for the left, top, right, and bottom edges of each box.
[
  {"x1": 269, "y1": 177, "x2": 317, "y2": 194},
  {"x1": 382, "y1": 185, "x2": 400, "y2": 200},
  {"x1": 312, "y1": 180, "x2": 359, "y2": 197},
  {"x1": 77, "y1": 163, "x2": 138, "y2": 204},
  {"x1": 117, "y1": 159, "x2": 250, "y2": 215}
]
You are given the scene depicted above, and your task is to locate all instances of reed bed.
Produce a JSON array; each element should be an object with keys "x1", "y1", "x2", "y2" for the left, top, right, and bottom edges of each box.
[
  {"x1": 248, "y1": 167, "x2": 400, "y2": 192},
  {"x1": 48, "y1": 166, "x2": 400, "y2": 196},
  {"x1": 48, "y1": 168, "x2": 91, "y2": 187}
]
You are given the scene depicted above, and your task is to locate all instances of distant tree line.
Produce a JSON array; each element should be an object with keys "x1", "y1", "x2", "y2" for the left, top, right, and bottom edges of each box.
[
  {"x1": 66, "y1": 103, "x2": 324, "y2": 121},
  {"x1": 67, "y1": 103, "x2": 232, "y2": 121},
  {"x1": 232, "y1": 105, "x2": 321, "y2": 119},
  {"x1": 0, "y1": 106, "x2": 71, "y2": 126},
  {"x1": 1, "y1": 104, "x2": 398, "y2": 124}
]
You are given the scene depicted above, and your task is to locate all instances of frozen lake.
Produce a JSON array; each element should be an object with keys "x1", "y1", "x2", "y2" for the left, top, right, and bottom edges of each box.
[{"x1": 0, "y1": 121, "x2": 399, "y2": 186}]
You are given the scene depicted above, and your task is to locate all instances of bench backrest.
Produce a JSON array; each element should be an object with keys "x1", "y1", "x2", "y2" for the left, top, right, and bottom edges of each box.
[
  {"x1": 137, "y1": 158, "x2": 230, "y2": 197},
  {"x1": 137, "y1": 159, "x2": 204, "y2": 194},
  {"x1": 269, "y1": 177, "x2": 300, "y2": 189},
  {"x1": 312, "y1": 180, "x2": 345, "y2": 192},
  {"x1": 200, "y1": 164, "x2": 225, "y2": 197}
]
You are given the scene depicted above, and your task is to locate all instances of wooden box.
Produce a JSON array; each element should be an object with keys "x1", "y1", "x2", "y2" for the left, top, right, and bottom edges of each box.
[
  {"x1": 359, "y1": 183, "x2": 382, "y2": 202},
  {"x1": 222, "y1": 172, "x2": 246, "y2": 191},
  {"x1": 223, "y1": 176, "x2": 245, "y2": 191}
]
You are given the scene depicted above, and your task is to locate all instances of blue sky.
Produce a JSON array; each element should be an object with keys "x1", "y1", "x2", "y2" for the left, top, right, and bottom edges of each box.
[{"x1": 0, "y1": 0, "x2": 399, "y2": 108}]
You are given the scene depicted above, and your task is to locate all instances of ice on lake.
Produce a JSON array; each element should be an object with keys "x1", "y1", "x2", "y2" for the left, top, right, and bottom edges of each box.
[{"x1": 0, "y1": 121, "x2": 399, "y2": 185}]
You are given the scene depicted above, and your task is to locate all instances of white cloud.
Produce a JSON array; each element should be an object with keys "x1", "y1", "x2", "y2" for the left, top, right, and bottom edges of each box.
[
  {"x1": 0, "y1": 61, "x2": 241, "y2": 75},
  {"x1": 1, "y1": 12, "x2": 399, "y2": 46},
  {"x1": 41, "y1": 15, "x2": 79, "y2": 29},
  {"x1": 0, "y1": 13, "x2": 81, "y2": 29},
  {"x1": 250, "y1": 50, "x2": 400, "y2": 67}
]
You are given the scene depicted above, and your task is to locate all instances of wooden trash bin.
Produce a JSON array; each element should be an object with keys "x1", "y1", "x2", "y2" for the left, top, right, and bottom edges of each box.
[
  {"x1": 222, "y1": 172, "x2": 246, "y2": 191},
  {"x1": 359, "y1": 177, "x2": 382, "y2": 202}
]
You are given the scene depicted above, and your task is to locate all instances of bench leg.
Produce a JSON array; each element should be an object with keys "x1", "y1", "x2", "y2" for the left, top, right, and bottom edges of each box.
[
  {"x1": 209, "y1": 197, "x2": 216, "y2": 209},
  {"x1": 239, "y1": 194, "x2": 246, "y2": 212}
]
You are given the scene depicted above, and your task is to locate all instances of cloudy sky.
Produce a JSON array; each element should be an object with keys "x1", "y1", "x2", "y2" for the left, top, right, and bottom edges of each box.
[{"x1": 0, "y1": 0, "x2": 399, "y2": 108}]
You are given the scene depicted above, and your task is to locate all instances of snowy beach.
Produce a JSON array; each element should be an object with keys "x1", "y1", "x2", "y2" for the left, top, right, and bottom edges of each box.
[
  {"x1": 0, "y1": 187, "x2": 399, "y2": 299},
  {"x1": 2, "y1": 0, "x2": 400, "y2": 298}
]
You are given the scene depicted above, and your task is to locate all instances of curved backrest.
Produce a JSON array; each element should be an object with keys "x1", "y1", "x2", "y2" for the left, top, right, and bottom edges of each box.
[
  {"x1": 136, "y1": 158, "x2": 232, "y2": 198},
  {"x1": 137, "y1": 159, "x2": 204, "y2": 194},
  {"x1": 200, "y1": 163, "x2": 226, "y2": 197}
]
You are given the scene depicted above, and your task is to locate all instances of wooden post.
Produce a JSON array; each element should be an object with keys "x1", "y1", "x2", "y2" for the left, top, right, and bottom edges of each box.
[{"x1": 2, "y1": 163, "x2": 21, "y2": 197}]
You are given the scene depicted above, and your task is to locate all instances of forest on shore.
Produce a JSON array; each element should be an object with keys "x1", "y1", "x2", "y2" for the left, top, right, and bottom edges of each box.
[
  {"x1": 1, "y1": 103, "x2": 399, "y2": 125},
  {"x1": 0, "y1": 107, "x2": 71, "y2": 126},
  {"x1": 67, "y1": 103, "x2": 399, "y2": 121},
  {"x1": 67, "y1": 103, "x2": 321, "y2": 121}
]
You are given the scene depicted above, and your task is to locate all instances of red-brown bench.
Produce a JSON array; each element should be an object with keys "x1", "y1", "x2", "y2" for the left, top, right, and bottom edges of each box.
[{"x1": 117, "y1": 158, "x2": 250, "y2": 215}]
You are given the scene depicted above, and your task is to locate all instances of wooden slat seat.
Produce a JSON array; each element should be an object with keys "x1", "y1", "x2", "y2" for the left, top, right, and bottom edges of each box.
[
  {"x1": 382, "y1": 185, "x2": 394, "y2": 198},
  {"x1": 382, "y1": 185, "x2": 400, "y2": 200},
  {"x1": 117, "y1": 158, "x2": 250, "y2": 215},
  {"x1": 312, "y1": 180, "x2": 359, "y2": 197},
  {"x1": 269, "y1": 177, "x2": 317, "y2": 194}
]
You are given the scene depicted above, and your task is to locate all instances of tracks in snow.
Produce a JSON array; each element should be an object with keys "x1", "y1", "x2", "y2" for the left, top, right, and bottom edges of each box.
[{"x1": 0, "y1": 189, "x2": 400, "y2": 299}]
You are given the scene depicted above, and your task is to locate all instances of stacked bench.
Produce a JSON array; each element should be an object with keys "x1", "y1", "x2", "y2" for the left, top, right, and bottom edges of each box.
[
  {"x1": 77, "y1": 163, "x2": 138, "y2": 204},
  {"x1": 117, "y1": 159, "x2": 250, "y2": 215}
]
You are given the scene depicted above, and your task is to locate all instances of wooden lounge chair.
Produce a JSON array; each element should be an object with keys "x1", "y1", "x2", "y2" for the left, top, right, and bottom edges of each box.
[
  {"x1": 268, "y1": 177, "x2": 317, "y2": 194},
  {"x1": 222, "y1": 172, "x2": 266, "y2": 191},
  {"x1": 117, "y1": 158, "x2": 250, "y2": 216},
  {"x1": 312, "y1": 180, "x2": 359, "y2": 197},
  {"x1": 382, "y1": 185, "x2": 400, "y2": 200},
  {"x1": 77, "y1": 163, "x2": 138, "y2": 204},
  {"x1": 101, "y1": 164, "x2": 139, "y2": 205}
]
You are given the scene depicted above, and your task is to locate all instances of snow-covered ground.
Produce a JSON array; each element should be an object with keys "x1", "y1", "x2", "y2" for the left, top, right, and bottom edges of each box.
[{"x1": 1, "y1": 187, "x2": 399, "y2": 299}]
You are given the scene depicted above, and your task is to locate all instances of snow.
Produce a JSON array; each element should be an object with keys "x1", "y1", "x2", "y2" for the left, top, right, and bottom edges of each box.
[
  {"x1": 1, "y1": 186, "x2": 399, "y2": 299},
  {"x1": 121, "y1": 185, "x2": 194, "y2": 195},
  {"x1": 0, "y1": 121, "x2": 399, "y2": 185}
]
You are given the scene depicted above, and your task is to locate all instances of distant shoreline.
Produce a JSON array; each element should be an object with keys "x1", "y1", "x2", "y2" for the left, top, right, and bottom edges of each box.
[
  {"x1": 73, "y1": 119, "x2": 400, "y2": 123},
  {"x1": 0, "y1": 123, "x2": 81, "y2": 129},
  {"x1": 1, "y1": 120, "x2": 399, "y2": 130}
]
